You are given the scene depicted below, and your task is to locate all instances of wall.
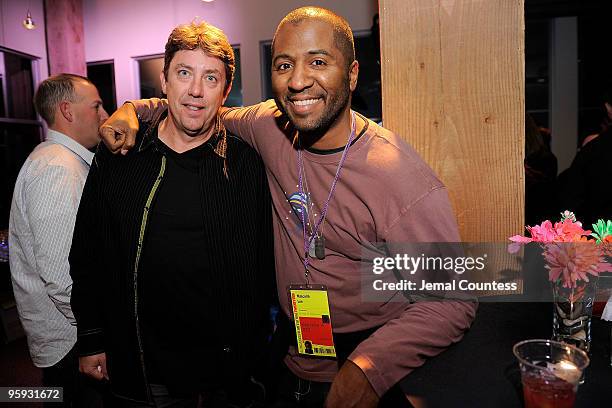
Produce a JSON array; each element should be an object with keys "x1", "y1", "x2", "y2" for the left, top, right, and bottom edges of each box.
[
  {"x1": 82, "y1": 0, "x2": 378, "y2": 107},
  {"x1": 0, "y1": 0, "x2": 48, "y2": 83}
]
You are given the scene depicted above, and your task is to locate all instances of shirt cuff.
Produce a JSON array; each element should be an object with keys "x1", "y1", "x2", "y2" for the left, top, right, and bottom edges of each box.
[
  {"x1": 348, "y1": 353, "x2": 391, "y2": 397},
  {"x1": 76, "y1": 328, "x2": 105, "y2": 357}
]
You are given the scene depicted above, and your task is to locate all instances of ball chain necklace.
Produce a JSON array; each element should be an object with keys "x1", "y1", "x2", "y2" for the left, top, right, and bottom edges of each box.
[{"x1": 297, "y1": 111, "x2": 357, "y2": 280}]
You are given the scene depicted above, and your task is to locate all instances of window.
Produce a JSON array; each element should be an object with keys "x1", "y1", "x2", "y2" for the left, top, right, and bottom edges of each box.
[
  {"x1": 0, "y1": 48, "x2": 42, "y2": 228},
  {"x1": 260, "y1": 41, "x2": 273, "y2": 102},
  {"x1": 87, "y1": 60, "x2": 117, "y2": 114},
  {"x1": 136, "y1": 46, "x2": 243, "y2": 106},
  {"x1": 577, "y1": 15, "x2": 612, "y2": 140},
  {"x1": 0, "y1": 51, "x2": 36, "y2": 120},
  {"x1": 352, "y1": 30, "x2": 381, "y2": 122},
  {"x1": 137, "y1": 54, "x2": 164, "y2": 99},
  {"x1": 525, "y1": 19, "x2": 551, "y2": 130},
  {"x1": 225, "y1": 47, "x2": 242, "y2": 107}
]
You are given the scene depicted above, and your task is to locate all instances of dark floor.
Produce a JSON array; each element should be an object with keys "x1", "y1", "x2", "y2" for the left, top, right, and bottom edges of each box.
[{"x1": 0, "y1": 337, "x2": 43, "y2": 407}]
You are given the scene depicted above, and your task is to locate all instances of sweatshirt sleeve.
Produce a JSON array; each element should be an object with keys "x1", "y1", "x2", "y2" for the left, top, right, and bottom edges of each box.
[
  {"x1": 221, "y1": 101, "x2": 274, "y2": 154},
  {"x1": 129, "y1": 98, "x2": 168, "y2": 123},
  {"x1": 348, "y1": 186, "x2": 477, "y2": 396}
]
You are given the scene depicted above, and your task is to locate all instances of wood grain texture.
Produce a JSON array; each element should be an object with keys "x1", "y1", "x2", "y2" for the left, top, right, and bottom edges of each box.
[
  {"x1": 45, "y1": 0, "x2": 86, "y2": 76},
  {"x1": 379, "y1": 0, "x2": 525, "y2": 242}
]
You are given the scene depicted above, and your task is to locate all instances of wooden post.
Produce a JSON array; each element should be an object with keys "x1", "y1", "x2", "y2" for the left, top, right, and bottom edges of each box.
[
  {"x1": 45, "y1": 0, "x2": 86, "y2": 76},
  {"x1": 379, "y1": 0, "x2": 525, "y2": 242}
]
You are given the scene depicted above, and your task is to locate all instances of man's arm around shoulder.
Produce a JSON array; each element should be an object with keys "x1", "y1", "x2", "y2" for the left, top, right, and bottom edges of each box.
[{"x1": 99, "y1": 99, "x2": 271, "y2": 154}]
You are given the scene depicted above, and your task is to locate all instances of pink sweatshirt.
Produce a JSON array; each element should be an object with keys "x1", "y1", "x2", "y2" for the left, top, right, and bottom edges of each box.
[{"x1": 135, "y1": 99, "x2": 477, "y2": 396}]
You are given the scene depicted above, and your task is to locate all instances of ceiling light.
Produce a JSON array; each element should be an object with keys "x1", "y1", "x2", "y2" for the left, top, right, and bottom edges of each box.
[{"x1": 23, "y1": 10, "x2": 36, "y2": 30}]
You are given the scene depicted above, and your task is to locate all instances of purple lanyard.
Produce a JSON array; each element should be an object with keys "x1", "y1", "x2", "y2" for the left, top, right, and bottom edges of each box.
[{"x1": 297, "y1": 111, "x2": 357, "y2": 281}]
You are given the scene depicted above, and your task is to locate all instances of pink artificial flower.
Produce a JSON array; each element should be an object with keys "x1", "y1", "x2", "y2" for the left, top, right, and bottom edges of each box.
[
  {"x1": 544, "y1": 242, "x2": 612, "y2": 288},
  {"x1": 526, "y1": 220, "x2": 557, "y2": 242},
  {"x1": 552, "y1": 219, "x2": 591, "y2": 242},
  {"x1": 603, "y1": 238, "x2": 612, "y2": 258},
  {"x1": 508, "y1": 235, "x2": 533, "y2": 253},
  {"x1": 509, "y1": 213, "x2": 612, "y2": 288},
  {"x1": 526, "y1": 219, "x2": 590, "y2": 243},
  {"x1": 508, "y1": 218, "x2": 591, "y2": 253}
]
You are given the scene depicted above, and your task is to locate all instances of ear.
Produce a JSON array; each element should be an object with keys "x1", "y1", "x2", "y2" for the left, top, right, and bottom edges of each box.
[
  {"x1": 160, "y1": 71, "x2": 167, "y2": 95},
  {"x1": 222, "y1": 82, "x2": 233, "y2": 105},
  {"x1": 605, "y1": 102, "x2": 612, "y2": 118},
  {"x1": 348, "y1": 60, "x2": 359, "y2": 92},
  {"x1": 59, "y1": 101, "x2": 73, "y2": 122}
]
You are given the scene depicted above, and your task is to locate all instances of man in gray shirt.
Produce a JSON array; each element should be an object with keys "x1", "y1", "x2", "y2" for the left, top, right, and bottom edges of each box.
[{"x1": 9, "y1": 74, "x2": 108, "y2": 406}]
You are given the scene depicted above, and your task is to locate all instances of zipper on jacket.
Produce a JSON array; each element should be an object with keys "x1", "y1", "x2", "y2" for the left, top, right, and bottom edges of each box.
[{"x1": 133, "y1": 155, "x2": 166, "y2": 403}]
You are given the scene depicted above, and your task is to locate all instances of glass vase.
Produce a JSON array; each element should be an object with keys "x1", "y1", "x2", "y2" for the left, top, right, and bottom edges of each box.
[{"x1": 552, "y1": 277, "x2": 598, "y2": 352}]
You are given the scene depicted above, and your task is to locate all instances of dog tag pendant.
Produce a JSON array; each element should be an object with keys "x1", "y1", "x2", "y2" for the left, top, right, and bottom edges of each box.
[
  {"x1": 315, "y1": 235, "x2": 325, "y2": 260},
  {"x1": 308, "y1": 238, "x2": 317, "y2": 258}
]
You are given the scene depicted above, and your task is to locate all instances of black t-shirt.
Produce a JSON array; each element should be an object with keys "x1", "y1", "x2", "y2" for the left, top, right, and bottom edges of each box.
[{"x1": 139, "y1": 138, "x2": 215, "y2": 386}]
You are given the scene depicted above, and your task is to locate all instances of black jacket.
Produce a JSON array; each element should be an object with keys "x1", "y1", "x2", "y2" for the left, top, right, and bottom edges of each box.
[{"x1": 69, "y1": 111, "x2": 275, "y2": 403}]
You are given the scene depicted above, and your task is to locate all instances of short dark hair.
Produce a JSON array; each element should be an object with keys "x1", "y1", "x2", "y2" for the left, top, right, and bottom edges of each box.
[
  {"x1": 272, "y1": 7, "x2": 355, "y2": 68},
  {"x1": 163, "y1": 21, "x2": 235, "y2": 92},
  {"x1": 33, "y1": 73, "x2": 92, "y2": 126}
]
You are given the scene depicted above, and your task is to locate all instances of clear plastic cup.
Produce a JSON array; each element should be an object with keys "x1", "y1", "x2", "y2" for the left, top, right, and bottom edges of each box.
[{"x1": 513, "y1": 339, "x2": 590, "y2": 408}]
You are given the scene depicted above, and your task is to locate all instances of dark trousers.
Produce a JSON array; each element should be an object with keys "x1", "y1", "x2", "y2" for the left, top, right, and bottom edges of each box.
[
  {"x1": 41, "y1": 347, "x2": 106, "y2": 408},
  {"x1": 112, "y1": 384, "x2": 198, "y2": 408},
  {"x1": 42, "y1": 348, "x2": 78, "y2": 408},
  {"x1": 269, "y1": 365, "x2": 330, "y2": 408},
  {"x1": 113, "y1": 381, "x2": 265, "y2": 408}
]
